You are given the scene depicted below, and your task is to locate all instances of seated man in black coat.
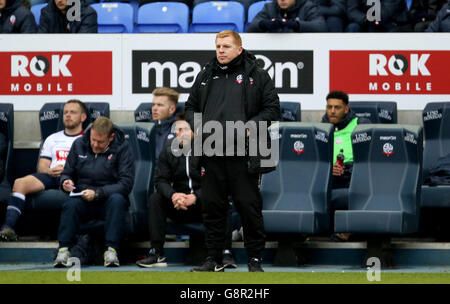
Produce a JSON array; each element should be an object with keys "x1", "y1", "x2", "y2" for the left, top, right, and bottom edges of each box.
[
  {"x1": 247, "y1": 0, "x2": 327, "y2": 32},
  {"x1": 346, "y1": 0, "x2": 409, "y2": 32},
  {"x1": 136, "y1": 113, "x2": 237, "y2": 269},
  {"x1": 426, "y1": 1, "x2": 450, "y2": 32},
  {"x1": 314, "y1": 0, "x2": 347, "y2": 32},
  {"x1": 38, "y1": 0, "x2": 97, "y2": 33},
  {"x1": 0, "y1": 0, "x2": 37, "y2": 33}
]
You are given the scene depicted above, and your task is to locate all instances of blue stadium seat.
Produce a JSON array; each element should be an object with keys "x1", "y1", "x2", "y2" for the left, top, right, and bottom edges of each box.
[
  {"x1": 334, "y1": 124, "x2": 423, "y2": 234},
  {"x1": 91, "y1": 3, "x2": 134, "y2": 33},
  {"x1": 261, "y1": 122, "x2": 333, "y2": 234},
  {"x1": 246, "y1": 0, "x2": 267, "y2": 28},
  {"x1": 0, "y1": 104, "x2": 14, "y2": 203},
  {"x1": 134, "y1": 102, "x2": 185, "y2": 122},
  {"x1": 348, "y1": 101, "x2": 398, "y2": 124},
  {"x1": 421, "y1": 102, "x2": 450, "y2": 208},
  {"x1": 280, "y1": 102, "x2": 301, "y2": 122},
  {"x1": 191, "y1": 1, "x2": 245, "y2": 33},
  {"x1": 30, "y1": 3, "x2": 47, "y2": 25},
  {"x1": 135, "y1": 2, "x2": 189, "y2": 33}
]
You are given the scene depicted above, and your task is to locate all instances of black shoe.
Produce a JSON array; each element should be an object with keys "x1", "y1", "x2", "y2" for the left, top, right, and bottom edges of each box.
[
  {"x1": 136, "y1": 248, "x2": 167, "y2": 268},
  {"x1": 248, "y1": 257, "x2": 264, "y2": 272},
  {"x1": 222, "y1": 250, "x2": 237, "y2": 269},
  {"x1": 190, "y1": 256, "x2": 225, "y2": 272}
]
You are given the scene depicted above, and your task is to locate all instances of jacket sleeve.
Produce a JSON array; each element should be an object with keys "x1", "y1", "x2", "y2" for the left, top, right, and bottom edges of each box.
[
  {"x1": 246, "y1": 4, "x2": 272, "y2": 32},
  {"x1": 78, "y1": 7, "x2": 98, "y2": 33},
  {"x1": 97, "y1": 143, "x2": 135, "y2": 199},
  {"x1": 153, "y1": 144, "x2": 176, "y2": 201},
  {"x1": 425, "y1": 3, "x2": 447, "y2": 32},
  {"x1": 18, "y1": 10, "x2": 38, "y2": 33},
  {"x1": 185, "y1": 70, "x2": 205, "y2": 132},
  {"x1": 347, "y1": 0, "x2": 366, "y2": 25},
  {"x1": 248, "y1": 71, "x2": 280, "y2": 124},
  {"x1": 318, "y1": 0, "x2": 346, "y2": 17},
  {"x1": 297, "y1": 2, "x2": 328, "y2": 32},
  {"x1": 37, "y1": 8, "x2": 51, "y2": 33},
  {"x1": 60, "y1": 140, "x2": 79, "y2": 190}
]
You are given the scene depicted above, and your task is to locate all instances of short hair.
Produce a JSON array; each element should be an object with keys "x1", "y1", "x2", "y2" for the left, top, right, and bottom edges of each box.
[
  {"x1": 65, "y1": 99, "x2": 87, "y2": 114},
  {"x1": 91, "y1": 116, "x2": 114, "y2": 137},
  {"x1": 152, "y1": 87, "x2": 179, "y2": 106},
  {"x1": 216, "y1": 30, "x2": 242, "y2": 47},
  {"x1": 326, "y1": 91, "x2": 349, "y2": 105}
]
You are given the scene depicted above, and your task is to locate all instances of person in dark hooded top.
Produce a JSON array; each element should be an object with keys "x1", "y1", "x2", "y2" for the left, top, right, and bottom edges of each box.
[
  {"x1": 246, "y1": 0, "x2": 327, "y2": 32},
  {"x1": 0, "y1": 0, "x2": 37, "y2": 33},
  {"x1": 38, "y1": 0, "x2": 97, "y2": 33}
]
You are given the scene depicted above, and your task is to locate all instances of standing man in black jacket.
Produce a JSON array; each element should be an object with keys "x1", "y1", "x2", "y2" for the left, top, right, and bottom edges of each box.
[
  {"x1": 185, "y1": 30, "x2": 280, "y2": 272},
  {"x1": 38, "y1": 0, "x2": 97, "y2": 33},
  {"x1": 246, "y1": 0, "x2": 327, "y2": 32},
  {"x1": 54, "y1": 117, "x2": 135, "y2": 268},
  {"x1": 0, "y1": 0, "x2": 37, "y2": 33}
]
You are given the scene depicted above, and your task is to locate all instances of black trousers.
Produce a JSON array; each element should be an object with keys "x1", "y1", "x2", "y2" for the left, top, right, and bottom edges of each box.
[
  {"x1": 148, "y1": 191, "x2": 234, "y2": 253},
  {"x1": 201, "y1": 156, "x2": 265, "y2": 261}
]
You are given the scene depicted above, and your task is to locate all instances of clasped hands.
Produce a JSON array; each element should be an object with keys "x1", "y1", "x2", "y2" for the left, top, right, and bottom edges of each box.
[{"x1": 172, "y1": 193, "x2": 197, "y2": 211}]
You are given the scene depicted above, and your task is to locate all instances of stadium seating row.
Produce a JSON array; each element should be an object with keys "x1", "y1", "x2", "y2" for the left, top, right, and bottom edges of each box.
[
  {"x1": 0, "y1": 101, "x2": 449, "y2": 241},
  {"x1": 31, "y1": 1, "x2": 269, "y2": 33}
]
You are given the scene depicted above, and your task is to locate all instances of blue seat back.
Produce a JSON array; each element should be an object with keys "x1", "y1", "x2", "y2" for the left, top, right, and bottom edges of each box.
[
  {"x1": 261, "y1": 122, "x2": 333, "y2": 233},
  {"x1": 348, "y1": 101, "x2": 398, "y2": 124},
  {"x1": 422, "y1": 102, "x2": 450, "y2": 180},
  {"x1": 247, "y1": 0, "x2": 267, "y2": 24},
  {"x1": 39, "y1": 102, "x2": 110, "y2": 141},
  {"x1": 349, "y1": 125, "x2": 422, "y2": 213},
  {"x1": 91, "y1": 3, "x2": 134, "y2": 33},
  {"x1": 0, "y1": 103, "x2": 14, "y2": 185},
  {"x1": 39, "y1": 103, "x2": 65, "y2": 141},
  {"x1": 134, "y1": 102, "x2": 185, "y2": 122},
  {"x1": 191, "y1": 1, "x2": 245, "y2": 33},
  {"x1": 136, "y1": 2, "x2": 189, "y2": 33},
  {"x1": 118, "y1": 123, "x2": 155, "y2": 235},
  {"x1": 280, "y1": 102, "x2": 301, "y2": 122},
  {"x1": 85, "y1": 102, "x2": 110, "y2": 124},
  {"x1": 30, "y1": 3, "x2": 47, "y2": 25}
]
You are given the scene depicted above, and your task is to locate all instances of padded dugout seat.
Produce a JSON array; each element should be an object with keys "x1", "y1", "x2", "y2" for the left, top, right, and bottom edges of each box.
[
  {"x1": 91, "y1": 2, "x2": 134, "y2": 33},
  {"x1": 348, "y1": 101, "x2": 397, "y2": 124},
  {"x1": 334, "y1": 124, "x2": 423, "y2": 234},
  {"x1": 261, "y1": 122, "x2": 333, "y2": 234},
  {"x1": 421, "y1": 102, "x2": 450, "y2": 208},
  {"x1": 280, "y1": 102, "x2": 301, "y2": 122},
  {"x1": 117, "y1": 123, "x2": 155, "y2": 236},
  {"x1": 0, "y1": 104, "x2": 14, "y2": 203},
  {"x1": 134, "y1": 102, "x2": 185, "y2": 122}
]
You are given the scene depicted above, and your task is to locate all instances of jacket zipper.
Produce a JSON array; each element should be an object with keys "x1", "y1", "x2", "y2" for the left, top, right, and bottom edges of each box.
[{"x1": 185, "y1": 151, "x2": 194, "y2": 194}]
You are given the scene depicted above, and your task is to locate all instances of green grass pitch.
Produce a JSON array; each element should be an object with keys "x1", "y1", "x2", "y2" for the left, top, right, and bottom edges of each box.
[{"x1": 0, "y1": 271, "x2": 449, "y2": 284}]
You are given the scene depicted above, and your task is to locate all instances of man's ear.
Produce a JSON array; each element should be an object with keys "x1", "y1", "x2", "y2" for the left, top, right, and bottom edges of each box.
[
  {"x1": 345, "y1": 105, "x2": 349, "y2": 114},
  {"x1": 169, "y1": 104, "x2": 176, "y2": 115},
  {"x1": 109, "y1": 132, "x2": 115, "y2": 143},
  {"x1": 81, "y1": 113, "x2": 87, "y2": 122}
]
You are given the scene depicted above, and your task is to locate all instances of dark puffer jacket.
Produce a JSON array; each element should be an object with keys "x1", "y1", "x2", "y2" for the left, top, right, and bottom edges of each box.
[
  {"x1": 247, "y1": 0, "x2": 327, "y2": 32},
  {"x1": 0, "y1": 0, "x2": 37, "y2": 33},
  {"x1": 60, "y1": 126, "x2": 135, "y2": 200},
  {"x1": 38, "y1": 0, "x2": 97, "y2": 33}
]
